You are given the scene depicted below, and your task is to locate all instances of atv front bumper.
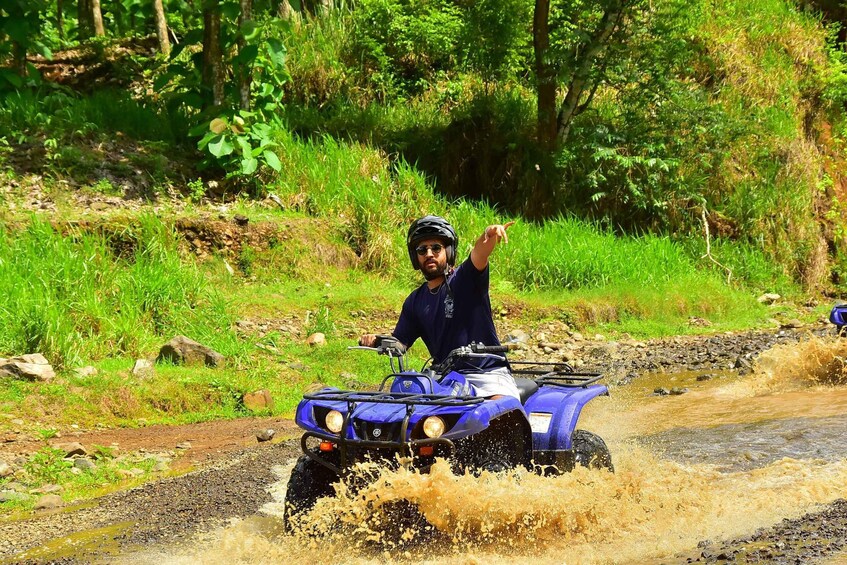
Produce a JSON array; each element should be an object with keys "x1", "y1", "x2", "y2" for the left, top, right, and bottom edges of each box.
[{"x1": 300, "y1": 429, "x2": 456, "y2": 475}]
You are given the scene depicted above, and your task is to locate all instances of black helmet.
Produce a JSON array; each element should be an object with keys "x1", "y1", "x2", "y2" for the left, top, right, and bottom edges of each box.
[{"x1": 406, "y1": 215, "x2": 458, "y2": 269}]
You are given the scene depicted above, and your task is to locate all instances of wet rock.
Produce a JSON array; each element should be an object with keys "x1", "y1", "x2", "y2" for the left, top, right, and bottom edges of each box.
[
  {"x1": 74, "y1": 458, "x2": 96, "y2": 471},
  {"x1": 51, "y1": 441, "x2": 87, "y2": 457},
  {"x1": 306, "y1": 332, "x2": 326, "y2": 347},
  {"x1": 132, "y1": 359, "x2": 155, "y2": 379},
  {"x1": 0, "y1": 354, "x2": 55, "y2": 382},
  {"x1": 157, "y1": 336, "x2": 225, "y2": 368},
  {"x1": 256, "y1": 429, "x2": 275, "y2": 442},
  {"x1": 0, "y1": 490, "x2": 28, "y2": 503},
  {"x1": 504, "y1": 329, "x2": 529, "y2": 344},
  {"x1": 73, "y1": 366, "x2": 98, "y2": 378},
  {"x1": 32, "y1": 484, "x2": 63, "y2": 494},
  {"x1": 242, "y1": 389, "x2": 274, "y2": 411},
  {"x1": 757, "y1": 293, "x2": 781, "y2": 304}
]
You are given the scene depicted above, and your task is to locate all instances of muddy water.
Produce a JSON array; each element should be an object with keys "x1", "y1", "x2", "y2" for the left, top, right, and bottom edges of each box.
[{"x1": 138, "y1": 337, "x2": 847, "y2": 564}]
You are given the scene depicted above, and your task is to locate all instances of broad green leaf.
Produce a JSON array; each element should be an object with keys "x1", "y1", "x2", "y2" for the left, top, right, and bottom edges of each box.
[
  {"x1": 208, "y1": 135, "x2": 234, "y2": 157},
  {"x1": 0, "y1": 69, "x2": 23, "y2": 89},
  {"x1": 32, "y1": 42, "x2": 52, "y2": 60},
  {"x1": 241, "y1": 157, "x2": 258, "y2": 175},
  {"x1": 236, "y1": 136, "x2": 252, "y2": 159},
  {"x1": 233, "y1": 44, "x2": 259, "y2": 66},
  {"x1": 240, "y1": 20, "x2": 260, "y2": 41},
  {"x1": 266, "y1": 38, "x2": 287, "y2": 68},
  {"x1": 263, "y1": 150, "x2": 282, "y2": 172},
  {"x1": 210, "y1": 118, "x2": 228, "y2": 134}
]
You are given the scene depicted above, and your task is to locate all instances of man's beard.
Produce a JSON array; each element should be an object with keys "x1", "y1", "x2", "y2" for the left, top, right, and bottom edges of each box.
[{"x1": 422, "y1": 267, "x2": 445, "y2": 281}]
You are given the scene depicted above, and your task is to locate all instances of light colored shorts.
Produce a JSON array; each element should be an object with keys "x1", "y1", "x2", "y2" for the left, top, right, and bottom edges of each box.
[{"x1": 464, "y1": 366, "x2": 521, "y2": 400}]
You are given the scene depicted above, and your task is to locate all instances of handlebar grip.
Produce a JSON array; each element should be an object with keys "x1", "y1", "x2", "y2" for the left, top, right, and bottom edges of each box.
[{"x1": 471, "y1": 343, "x2": 512, "y2": 353}]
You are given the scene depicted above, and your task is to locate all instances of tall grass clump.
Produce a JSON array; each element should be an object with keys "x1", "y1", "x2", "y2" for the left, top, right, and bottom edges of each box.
[
  {"x1": 271, "y1": 129, "x2": 444, "y2": 269},
  {"x1": 0, "y1": 216, "x2": 238, "y2": 369},
  {"x1": 0, "y1": 88, "x2": 177, "y2": 143}
]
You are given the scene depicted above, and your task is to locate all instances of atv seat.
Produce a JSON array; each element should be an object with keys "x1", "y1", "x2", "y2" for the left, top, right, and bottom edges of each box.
[{"x1": 514, "y1": 377, "x2": 539, "y2": 404}]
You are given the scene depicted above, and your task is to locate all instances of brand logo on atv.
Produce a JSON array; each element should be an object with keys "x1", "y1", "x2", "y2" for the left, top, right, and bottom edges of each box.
[
  {"x1": 372, "y1": 428, "x2": 382, "y2": 438},
  {"x1": 403, "y1": 380, "x2": 412, "y2": 390}
]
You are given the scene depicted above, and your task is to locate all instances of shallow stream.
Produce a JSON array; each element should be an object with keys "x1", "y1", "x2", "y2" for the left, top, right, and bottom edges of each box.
[{"x1": 135, "y1": 336, "x2": 847, "y2": 563}]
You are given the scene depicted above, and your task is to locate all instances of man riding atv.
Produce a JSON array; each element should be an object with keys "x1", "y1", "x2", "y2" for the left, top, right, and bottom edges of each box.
[
  {"x1": 360, "y1": 215, "x2": 520, "y2": 400},
  {"x1": 283, "y1": 216, "x2": 612, "y2": 529}
]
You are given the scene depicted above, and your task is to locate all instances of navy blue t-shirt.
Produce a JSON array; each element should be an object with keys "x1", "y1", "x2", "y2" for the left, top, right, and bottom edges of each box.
[{"x1": 392, "y1": 256, "x2": 504, "y2": 372}]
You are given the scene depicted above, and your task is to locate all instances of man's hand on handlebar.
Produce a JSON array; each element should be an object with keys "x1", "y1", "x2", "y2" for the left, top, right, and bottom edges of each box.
[{"x1": 359, "y1": 334, "x2": 377, "y2": 347}]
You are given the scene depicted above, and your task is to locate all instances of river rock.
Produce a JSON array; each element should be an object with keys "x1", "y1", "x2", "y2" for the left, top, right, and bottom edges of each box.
[
  {"x1": 256, "y1": 429, "x2": 275, "y2": 442},
  {"x1": 0, "y1": 490, "x2": 29, "y2": 503},
  {"x1": 306, "y1": 333, "x2": 326, "y2": 347},
  {"x1": 74, "y1": 458, "x2": 96, "y2": 471},
  {"x1": 0, "y1": 354, "x2": 55, "y2": 382},
  {"x1": 132, "y1": 359, "x2": 155, "y2": 379},
  {"x1": 157, "y1": 336, "x2": 225, "y2": 368},
  {"x1": 73, "y1": 366, "x2": 98, "y2": 378},
  {"x1": 242, "y1": 389, "x2": 274, "y2": 411},
  {"x1": 34, "y1": 495, "x2": 63, "y2": 511},
  {"x1": 51, "y1": 442, "x2": 87, "y2": 457},
  {"x1": 504, "y1": 329, "x2": 529, "y2": 344}
]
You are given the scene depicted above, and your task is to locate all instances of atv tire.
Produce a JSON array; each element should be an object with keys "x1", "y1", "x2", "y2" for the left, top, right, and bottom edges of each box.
[
  {"x1": 572, "y1": 430, "x2": 614, "y2": 472},
  {"x1": 282, "y1": 450, "x2": 340, "y2": 531}
]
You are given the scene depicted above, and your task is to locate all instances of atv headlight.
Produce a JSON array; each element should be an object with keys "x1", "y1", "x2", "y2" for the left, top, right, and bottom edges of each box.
[
  {"x1": 422, "y1": 416, "x2": 446, "y2": 438},
  {"x1": 325, "y1": 410, "x2": 344, "y2": 434}
]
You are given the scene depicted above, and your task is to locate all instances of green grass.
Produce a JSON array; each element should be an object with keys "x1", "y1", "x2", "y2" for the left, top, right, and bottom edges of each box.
[{"x1": 0, "y1": 215, "x2": 244, "y2": 370}]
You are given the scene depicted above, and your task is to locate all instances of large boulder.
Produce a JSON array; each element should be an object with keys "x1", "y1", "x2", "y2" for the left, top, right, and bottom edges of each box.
[
  {"x1": 156, "y1": 336, "x2": 225, "y2": 368},
  {"x1": 0, "y1": 354, "x2": 55, "y2": 382}
]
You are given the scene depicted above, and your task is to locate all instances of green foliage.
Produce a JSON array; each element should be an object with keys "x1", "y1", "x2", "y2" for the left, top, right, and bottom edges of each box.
[
  {"x1": 24, "y1": 447, "x2": 72, "y2": 485},
  {"x1": 195, "y1": 113, "x2": 282, "y2": 177},
  {"x1": 349, "y1": 0, "x2": 529, "y2": 96},
  {"x1": 0, "y1": 216, "x2": 241, "y2": 368}
]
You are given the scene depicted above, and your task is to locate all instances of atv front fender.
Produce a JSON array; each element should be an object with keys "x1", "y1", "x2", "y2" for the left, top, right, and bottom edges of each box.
[{"x1": 523, "y1": 385, "x2": 609, "y2": 452}]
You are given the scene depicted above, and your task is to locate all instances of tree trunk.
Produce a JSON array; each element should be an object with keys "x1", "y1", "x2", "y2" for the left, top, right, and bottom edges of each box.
[
  {"x1": 78, "y1": 0, "x2": 92, "y2": 39},
  {"x1": 533, "y1": 0, "x2": 557, "y2": 150},
  {"x1": 91, "y1": 0, "x2": 105, "y2": 36},
  {"x1": 556, "y1": 0, "x2": 623, "y2": 145},
  {"x1": 12, "y1": 42, "x2": 27, "y2": 77},
  {"x1": 237, "y1": 0, "x2": 253, "y2": 110},
  {"x1": 57, "y1": 0, "x2": 65, "y2": 39},
  {"x1": 202, "y1": 3, "x2": 225, "y2": 108},
  {"x1": 153, "y1": 0, "x2": 171, "y2": 55}
]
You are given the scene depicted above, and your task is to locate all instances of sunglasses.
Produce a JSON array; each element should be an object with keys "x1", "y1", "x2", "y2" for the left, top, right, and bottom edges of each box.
[{"x1": 415, "y1": 244, "x2": 445, "y2": 256}]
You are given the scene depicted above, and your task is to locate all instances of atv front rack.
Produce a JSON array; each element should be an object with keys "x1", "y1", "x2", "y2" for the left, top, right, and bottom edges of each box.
[
  {"x1": 302, "y1": 389, "x2": 484, "y2": 474},
  {"x1": 304, "y1": 388, "x2": 484, "y2": 406}
]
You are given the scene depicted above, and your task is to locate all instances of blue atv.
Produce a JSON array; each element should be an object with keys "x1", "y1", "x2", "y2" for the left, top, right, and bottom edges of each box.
[
  {"x1": 283, "y1": 336, "x2": 613, "y2": 526},
  {"x1": 830, "y1": 303, "x2": 847, "y2": 333}
]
